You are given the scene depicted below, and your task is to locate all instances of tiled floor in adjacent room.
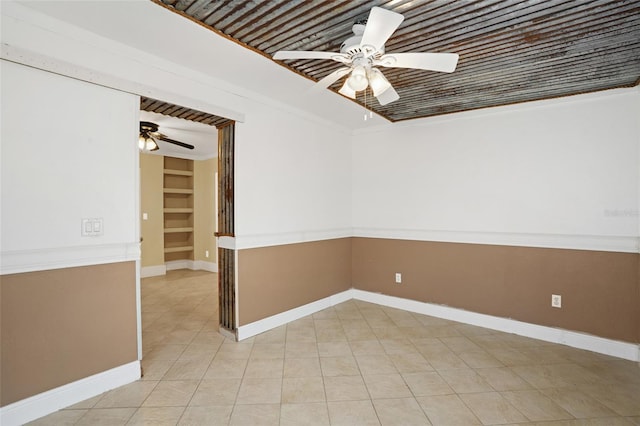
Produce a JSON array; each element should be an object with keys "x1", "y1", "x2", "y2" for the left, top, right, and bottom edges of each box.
[{"x1": 30, "y1": 269, "x2": 640, "y2": 425}]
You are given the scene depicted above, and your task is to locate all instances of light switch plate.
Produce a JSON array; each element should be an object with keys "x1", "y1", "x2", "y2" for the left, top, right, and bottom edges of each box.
[{"x1": 82, "y1": 218, "x2": 103, "y2": 236}]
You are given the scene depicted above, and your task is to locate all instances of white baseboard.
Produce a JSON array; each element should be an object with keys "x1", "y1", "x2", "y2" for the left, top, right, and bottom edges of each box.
[
  {"x1": 165, "y1": 260, "x2": 194, "y2": 271},
  {"x1": 140, "y1": 264, "x2": 166, "y2": 278},
  {"x1": 164, "y1": 260, "x2": 217, "y2": 273},
  {"x1": 142, "y1": 261, "x2": 217, "y2": 277},
  {"x1": 237, "y1": 289, "x2": 353, "y2": 340},
  {"x1": 193, "y1": 260, "x2": 218, "y2": 272},
  {"x1": 352, "y1": 290, "x2": 640, "y2": 362},
  {"x1": 0, "y1": 361, "x2": 140, "y2": 426},
  {"x1": 236, "y1": 287, "x2": 638, "y2": 362}
]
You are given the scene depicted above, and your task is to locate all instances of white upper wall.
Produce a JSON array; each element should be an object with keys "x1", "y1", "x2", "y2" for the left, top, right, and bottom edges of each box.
[
  {"x1": 235, "y1": 105, "x2": 352, "y2": 248},
  {"x1": 352, "y1": 88, "x2": 640, "y2": 252},
  {"x1": 1, "y1": 61, "x2": 140, "y2": 272},
  {"x1": 0, "y1": 1, "x2": 354, "y2": 269},
  {"x1": 1, "y1": 1, "x2": 638, "y2": 259}
]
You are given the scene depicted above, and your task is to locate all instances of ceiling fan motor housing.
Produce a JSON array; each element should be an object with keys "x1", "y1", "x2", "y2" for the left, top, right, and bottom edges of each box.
[
  {"x1": 140, "y1": 121, "x2": 159, "y2": 133},
  {"x1": 340, "y1": 23, "x2": 384, "y2": 59}
]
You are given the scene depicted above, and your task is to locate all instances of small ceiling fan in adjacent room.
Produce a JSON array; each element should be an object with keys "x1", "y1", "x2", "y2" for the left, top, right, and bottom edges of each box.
[
  {"x1": 138, "y1": 121, "x2": 195, "y2": 152},
  {"x1": 273, "y1": 6, "x2": 459, "y2": 106}
]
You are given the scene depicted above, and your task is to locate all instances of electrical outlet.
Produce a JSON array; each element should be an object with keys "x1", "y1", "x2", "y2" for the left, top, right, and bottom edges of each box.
[
  {"x1": 205, "y1": 250, "x2": 209, "y2": 258},
  {"x1": 551, "y1": 294, "x2": 562, "y2": 308},
  {"x1": 395, "y1": 273, "x2": 402, "y2": 284}
]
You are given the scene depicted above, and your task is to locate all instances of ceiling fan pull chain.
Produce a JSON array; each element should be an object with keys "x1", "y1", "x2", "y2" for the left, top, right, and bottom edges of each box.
[
  {"x1": 364, "y1": 88, "x2": 368, "y2": 121},
  {"x1": 364, "y1": 89, "x2": 373, "y2": 120}
]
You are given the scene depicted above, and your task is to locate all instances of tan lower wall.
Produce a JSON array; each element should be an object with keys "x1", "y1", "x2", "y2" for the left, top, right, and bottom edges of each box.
[
  {"x1": 194, "y1": 158, "x2": 217, "y2": 264},
  {"x1": 352, "y1": 238, "x2": 640, "y2": 344},
  {"x1": 238, "y1": 238, "x2": 352, "y2": 325},
  {"x1": 0, "y1": 262, "x2": 138, "y2": 406}
]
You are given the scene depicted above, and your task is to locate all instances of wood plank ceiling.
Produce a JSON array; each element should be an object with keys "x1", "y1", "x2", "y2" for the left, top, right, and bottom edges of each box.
[
  {"x1": 153, "y1": 0, "x2": 640, "y2": 122},
  {"x1": 140, "y1": 96, "x2": 232, "y2": 127}
]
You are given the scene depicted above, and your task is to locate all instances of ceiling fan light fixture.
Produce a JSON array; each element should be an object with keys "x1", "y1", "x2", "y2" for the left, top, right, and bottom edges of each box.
[
  {"x1": 347, "y1": 65, "x2": 368, "y2": 91},
  {"x1": 145, "y1": 137, "x2": 158, "y2": 151},
  {"x1": 368, "y1": 68, "x2": 391, "y2": 96},
  {"x1": 139, "y1": 132, "x2": 158, "y2": 152},
  {"x1": 338, "y1": 80, "x2": 356, "y2": 99}
]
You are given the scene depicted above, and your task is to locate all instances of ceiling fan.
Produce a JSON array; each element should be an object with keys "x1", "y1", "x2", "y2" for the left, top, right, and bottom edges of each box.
[
  {"x1": 139, "y1": 121, "x2": 195, "y2": 152},
  {"x1": 273, "y1": 7, "x2": 458, "y2": 106}
]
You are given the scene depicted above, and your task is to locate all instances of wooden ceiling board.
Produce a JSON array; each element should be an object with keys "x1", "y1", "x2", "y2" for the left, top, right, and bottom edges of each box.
[
  {"x1": 152, "y1": 0, "x2": 640, "y2": 122},
  {"x1": 140, "y1": 96, "x2": 232, "y2": 128}
]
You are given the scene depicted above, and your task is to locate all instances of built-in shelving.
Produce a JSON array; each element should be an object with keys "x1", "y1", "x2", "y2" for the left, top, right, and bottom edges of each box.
[
  {"x1": 164, "y1": 245, "x2": 194, "y2": 254},
  {"x1": 164, "y1": 227, "x2": 194, "y2": 233},
  {"x1": 163, "y1": 168, "x2": 193, "y2": 177},
  {"x1": 163, "y1": 208, "x2": 194, "y2": 213},
  {"x1": 163, "y1": 188, "x2": 194, "y2": 194},
  {"x1": 163, "y1": 157, "x2": 194, "y2": 262}
]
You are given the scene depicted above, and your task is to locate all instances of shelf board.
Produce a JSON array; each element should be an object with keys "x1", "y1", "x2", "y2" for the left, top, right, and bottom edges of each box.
[
  {"x1": 164, "y1": 168, "x2": 193, "y2": 176},
  {"x1": 164, "y1": 245, "x2": 194, "y2": 253},
  {"x1": 163, "y1": 188, "x2": 194, "y2": 194},
  {"x1": 164, "y1": 227, "x2": 194, "y2": 233},
  {"x1": 163, "y1": 208, "x2": 194, "y2": 213}
]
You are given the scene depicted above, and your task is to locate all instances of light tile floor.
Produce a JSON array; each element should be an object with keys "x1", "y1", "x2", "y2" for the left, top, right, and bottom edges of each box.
[{"x1": 29, "y1": 269, "x2": 640, "y2": 425}]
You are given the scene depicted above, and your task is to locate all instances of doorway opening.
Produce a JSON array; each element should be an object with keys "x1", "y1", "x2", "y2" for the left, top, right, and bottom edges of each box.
[{"x1": 138, "y1": 97, "x2": 236, "y2": 361}]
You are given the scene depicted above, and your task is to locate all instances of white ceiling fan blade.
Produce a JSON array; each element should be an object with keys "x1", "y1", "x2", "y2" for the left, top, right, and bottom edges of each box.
[
  {"x1": 377, "y1": 52, "x2": 459, "y2": 73},
  {"x1": 273, "y1": 50, "x2": 350, "y2": 64},
  {"x1": 338, "y1": 79, "x2": 356, "y2": 99},
  {"x1": 375, "y1": 85, "x2": 400, "y2": 105},
  {"x1": 360, "y1": 7, "x2": 404, "y2": 56},
  {"x1": 311, "y1": 67, "x2": 351, "y2": 92}
]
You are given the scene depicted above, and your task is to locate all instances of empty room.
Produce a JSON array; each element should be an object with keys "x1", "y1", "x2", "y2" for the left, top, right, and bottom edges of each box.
[{"x1": 1, "y1": 1, "x2": 638, "y2": 425}]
